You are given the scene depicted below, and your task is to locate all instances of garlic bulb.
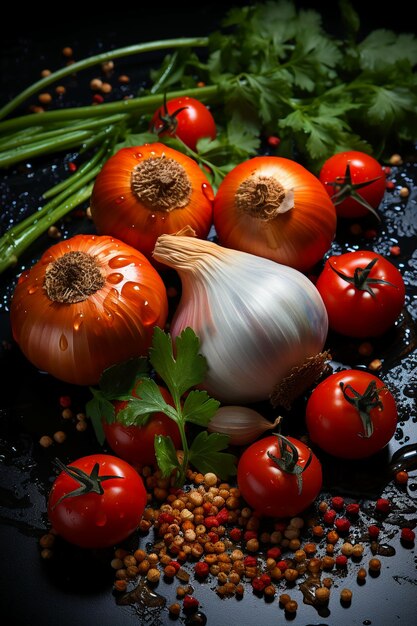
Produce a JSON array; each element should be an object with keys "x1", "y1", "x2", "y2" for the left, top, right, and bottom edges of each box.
[
  {"x1": 208, "y1": 406, "x2": 282, "y2": 445},
  {"x1": 153, "y1": 233, "x2": 329, "y2": 406}
]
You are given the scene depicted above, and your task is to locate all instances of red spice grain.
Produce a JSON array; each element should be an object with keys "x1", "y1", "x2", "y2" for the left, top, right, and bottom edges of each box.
[
  {"x1": 346, "y1": 503, "x2": 360, "y2": 517},
  {"x1": 335, "y1": 555, "x2": 348, "y2": 568},
  {"x1": 266, "y1": 546, "x2": 282, "y2": 560},
  {"x1": 395, "y1": 470, "x2": 409, "y2": 485},
  {"x1": 389, "y1": 245, "x2": 401, "y2": 256},
  {"x1": 375, "y1": 498, "x2": 391, "y2": 514},
  {"x1": 229, "y1": 527, "x2": 242, "y2": 541},
  {"x1": 323, "y1": 509, "x2": 337, "y2": 525},
  {"x1": 183, "y1": 595, "x2": 199, "y2": 610},
  {"x1": 368, "y1": 525, "x2": 381, "y2": 540},
  {"x1": 335, "y1": 518, "x2": 351, "y2": 534},
  {"x1": 386, "y1": 180, "x2": 395, "y2": 190},
  {"x1": 400, "y1": 528, "x2": 415, "y2": 543},
  {"x1": 331, "y1": 496, "x2": 344, "y2": 511},
  {"x1": 267, "y1": 135, "x2": 281, "y2": 147}
]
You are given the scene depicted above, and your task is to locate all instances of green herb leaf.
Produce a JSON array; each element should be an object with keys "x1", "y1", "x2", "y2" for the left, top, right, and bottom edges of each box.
[
  {"x1": 181, "y1": 390, "x2": 220, "y2": 427},
  {"x1": 149, "y1": 327, "x2": 208, "y2": 401},
  {"x1": 154, "y1": 434, "x2": 181, "y2": 478},
  {"x1": 98, "y1": 357, "x2": 149, "y2": 399},
  {"x1": 85, "y1": 388, "x2": 111, "y2": 444},
  {"x1": 118, "y1": 378, "x2": 179, "y2": 422},
  {"x1": 189, "y1": 431, "x2": 237, "y2": 479}
]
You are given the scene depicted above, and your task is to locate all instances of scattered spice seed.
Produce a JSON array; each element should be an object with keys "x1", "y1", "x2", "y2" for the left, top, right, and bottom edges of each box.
[
  {"x1": 340, "y1": 588, "x2": 353, "y2": 604},
  {"x1": 52, "y1": 431, "x2": 66, "y2": 443},
  {"x1": 335, "y1": 518, "x2": 351, "y2": 533},
  {"x1": 335, "y1": 555, "x2": 348, "y2": 568},
  {"x1": 386, "y1": 180, "x2": 395, "y2": 190},
  {"x1": 368, "y1": 359, "x2": 383, "y2": 371},
  {"x1": 118, "y1": 74, "x2": 130, "y2": 84},
  {"x1": 368, "y1": 525, "x2": 381, "y2": 540},
  {"x1": 346, "y1": 503, "x2": 360, "y2": 517},
  {"x1": 62, "y1": 46, "x2": 73, "y2": 57},
  {"x1": 55, "y1": 86, "x2": 66, "y2": 95},
  {"x1": 389, "y1": 153, "x2": 403, "y2": 165},
  {"x1": 368, "y1": 558, "x2": 381, "y2": 572},
  {"x1": 41, "y1": 69, "x2": 51, "y2": 77},
  {"x1": 100, "y1": 82, "x2": 112, "y2": 94},
  {"x1": 375, "y1": 498, "x2": 391, "y2": 514},
  {"x1": 399, "y1": 187, "x2": 409, "y2": 198},
  {"x1": 267, "y1": 135, "x2": 280, "y2": 147},
  {"x1": 38, "y1": 93, "x2": 52, "y2": 104},
  {"x1": 331, "y1": 496, "x2": 344, "y2": 511},
  {"x1": 389, "y1": 245, "x2": 401, "y2": 256},
  {"x1": 400, "y1": 528, "x2": 415, "y2": 543},
  {"x1": 40, "y1": 434, "x2": 53, "y2": 448},
  {"x1": 395, "y1": 470, "x2": 409, "y2": 485}
]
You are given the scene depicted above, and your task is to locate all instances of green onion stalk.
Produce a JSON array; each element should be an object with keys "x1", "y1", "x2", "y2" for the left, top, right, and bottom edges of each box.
[{"x1": 0, "y1": 37, "x2": 219, "y2": 276}]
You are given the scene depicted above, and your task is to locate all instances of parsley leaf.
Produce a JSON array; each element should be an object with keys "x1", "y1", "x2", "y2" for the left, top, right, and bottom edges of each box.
[{"x1": 189, "y1": 431, "x2": 237, "y2": 479}]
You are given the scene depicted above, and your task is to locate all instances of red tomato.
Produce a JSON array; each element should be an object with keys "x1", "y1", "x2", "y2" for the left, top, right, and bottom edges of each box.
[
  {"x1": 319, "y1": 150, "x2": 386, "y2": 218},
  {"x1": 103, "y1": 385, "x2": 182, "y2": 467},
  {"x1": 315, "y1": 250, "x2": 405, "y2": 338},
  {"x1": 305, "y1": 369, "x2": 398, "y2": 460},
  {"x1": 237, "y1": 434, "x2": 322, "y2": 518},
  {"x1": 47, "y1": 454, "x2": 147, "y2": 548},
  {"x1": 150, "y1": 96, "x2": 217, "y2": 151}
]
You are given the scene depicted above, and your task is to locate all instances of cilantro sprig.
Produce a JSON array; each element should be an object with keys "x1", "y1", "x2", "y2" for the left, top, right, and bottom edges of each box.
[{"x1": 86, "y1": 327, "x2": 237, "y2": 487}]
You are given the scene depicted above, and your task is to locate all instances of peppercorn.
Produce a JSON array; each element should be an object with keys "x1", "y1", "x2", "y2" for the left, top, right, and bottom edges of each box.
[
  {"x1": 368, "y1": 525, "x2": 380, "y2": 540},
  {"x1": 375, "y1": 498, "x2": 391, "y2": 514},
  {"x1": 323, "y1": 509, "x2": 337, "y2": 525},
  {"x1": 284, "y1": 600, "x2": 298, "y2": 613},
  {"x1": 368, "y1": 558, "x2": 381, "y2": 572},
  {"x1": 346, "y1": 503, "x2": 360, "y2": 517},
  {"x1": 315, "y1": 586, "x2": 330, "y2": 604},
  {"x1": 335, "y1": 517, "x2": 351, "y2": 533},
  {"x1": 340, "y1": 588, "x2": 353, "y2": 604},
  {"x1": 331, "y1": 496, "x2": 344, "y2": 511},
  {"x1": 400, "y1": 528, "x2": 415, "y2": 543},
  {"x1": 395, "y1": 470, "x2": 409, "y2": 485},
  {"x1": 335, "y1": 555, "x2": 348, "y2": 568}
]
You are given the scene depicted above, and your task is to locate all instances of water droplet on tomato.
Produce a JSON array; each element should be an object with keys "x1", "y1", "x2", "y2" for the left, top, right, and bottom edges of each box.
[
  {"x1": 107, "y1": 272, "x2": 124, "y2": 284},
  {"x1": 108, "y1": 255, "x2": 137, "y2": 269},
  {"x1": 59, "y1": 333, "x2": 68, "y2": 351},
  {"x1": 73, "y1": 313, "x2": 84, "y2": 331},
  {"x1": 116, "y1": 196, "x2": 125, "y2": 205},
  {"x1": 201, "y1": 182, "x2": 214, "y2": 202}
]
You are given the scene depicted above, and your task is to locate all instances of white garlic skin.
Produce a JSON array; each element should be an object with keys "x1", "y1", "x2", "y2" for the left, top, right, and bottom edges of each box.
[
  {"x1": 153, "y1": 235, "x2": 328, "y2": 404},
  {"x1": 208, "y1": 406, "x2": 281, "y2": 445}
]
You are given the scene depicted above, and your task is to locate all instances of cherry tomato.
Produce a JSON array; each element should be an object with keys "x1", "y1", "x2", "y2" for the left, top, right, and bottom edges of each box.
[
  {"x1": 305, "y1": 369, "x2": 398, "y2": 460},
  {"x1": 47, "y1": 454, "x2": 147, "y2": 548},
  {"x1": 315, "y1": 250, "x2": 405, "y2": 338},
  {"x1": 237, "y1": 434, "x2": 322, "y2": 518},
  {"x1": 103, "y1": 385, "x2": 182, "y2": 467},
  {"x1": 319, "y1": 150, "x2": 386, "y2": 218},
  {"x1": 150, "y1": 96, "x2": 217, "y2": 151}
]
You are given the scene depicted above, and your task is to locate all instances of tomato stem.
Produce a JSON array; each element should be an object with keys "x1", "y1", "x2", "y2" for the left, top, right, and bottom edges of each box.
[
  {"x1": 51, "y1": 458, "x2": 124, "y2": 509},
  {"x1": 329, "y1": 257, "x2": 397, "y2": 297},
  {"x1": 339, "y1": 380, "x2": 385, "y2": 438},
  {"x1": 267, "y1": 433, "x2": 312, "y2": 495},
  {"x1": 324, "y1": 161, "x2": 382, "y2": 220}
]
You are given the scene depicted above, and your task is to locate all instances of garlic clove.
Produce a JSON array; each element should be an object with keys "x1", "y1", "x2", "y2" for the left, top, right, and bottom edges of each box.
[{"x1": 207, "y1": 406, "x2": 282, "y2": 446}]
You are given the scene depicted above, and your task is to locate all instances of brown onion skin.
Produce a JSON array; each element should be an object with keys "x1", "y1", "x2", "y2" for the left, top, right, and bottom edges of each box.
[
  {"x1": 90, "y1": 143, "x2": 214, "y2": 263},
  {"x1": 213, "y1": 156, "x2": 337, "y2": 272},
  {"x1": 10, "y1": 234, "x2": 168, "y2": 386}
]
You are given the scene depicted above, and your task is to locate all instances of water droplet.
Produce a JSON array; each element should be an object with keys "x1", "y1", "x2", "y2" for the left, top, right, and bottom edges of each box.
[
  {"x1": 390, "y1": 443, "x2": 417, "y2": 474},
  {"x1": 107, "y1": 272, "x2": 124, "y2": 285},
  {"x1": 201, "y1": 182, "x2": 214, "y2": 202},
  {"x1": 27, "y1": 285, "x2": 38, "y2": 295},
  {"x1": 108, "y1": 255, "x2": 137, "y2": 269},
  {"x1": 73, "y1": 313, "x2": 84, "y2": 331},
  {"x1": 95, "y1": 512, "x2": 107, "y2": 527},
  {"x1": 134, "y1": 152, "x2": 143, "y2": 159},
  {"x1": 115, "y1": 196, "x2": 125, "y2": 205},
  {"x1": 59, "y1": 333, "x2": 68, "y2": 351}
]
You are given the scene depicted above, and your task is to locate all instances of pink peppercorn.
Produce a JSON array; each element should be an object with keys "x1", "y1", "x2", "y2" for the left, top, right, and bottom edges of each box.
[
  {"x1": 59, "y1": 395, "x2": 72, "y2": 408},
  {"x1": 335, "y1": 518, "x2": 351, "y2": 533},
  {"x1": 267, "y1": 135, "x2": 280, "y2": 147},
  {"x1": 183, "y1": 595, "x2": 199, "y2": 610},
  {"x1": 194, "y1": 561, "x2": 210, "y2": 578},
  {"x1": 158, "y1": 513, "x2": 175, "y2": 524},
  {"x1": 252, "y1": 577, "x2": 266, "y2": 592},
  {"x1": 216, "y1": 508, "x2": 229, "y2": 524},
  {"x1": 266, "y1": 546, "x2": 282, "y2": 560},
  {"x1": 375, "y1": 498, "x2": 391, "y2": 514},
  {"x1": 244, "y1": 555, "x2": 258, "y2": 568},
  {"x1": 335, "y1": 555, "x2": 348, "y2": 568},
  {"x1": 323, "y1": 509, "x2": 337, "y2": 525},
  {"x1": 167, "y1": 560, "x2": 181, "y2": 572},
  {"x1": 229, "y1": 528, "x2": 242, "y2": 542},
  {"x1": 276, "y1": 560, "x2": 288, "y2": 572},
  {"x1": 386, "y1": 180, "x2": 395, "y2": 190},
  {"x1": 346, "y1": 503, "x2": 360, "y2": 517},
  {"x1": 204, "y1": 515, "x2": 220, "y2": 528},
  {"x1": 68, "y1": 162, "x2": 77, "y2": 172},
  {"x1": 208, "y1": 531, "x2": 219, "y2": 543},
  {"x1": 368, "y1": 525, "x2": 381, "y2": 540},
  {"x1": 244, "y1": 530, "x2": 258, "y2": 541},
  {"x1": 331, "y1": 496, "x2": 344, "y2": 511},
  {"x1": 389, "y1": 246, "x2": 401, "y2": 257},
  {"x1": 400, "y1": 528, "x2": 415, "y2": 543}
]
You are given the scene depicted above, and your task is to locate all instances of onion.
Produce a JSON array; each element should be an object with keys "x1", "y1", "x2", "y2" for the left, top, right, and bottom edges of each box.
[
  {"x1": 10, "y1": 234, "x2": 168, "y2": 386},
  {"x1": 153, "y1": 232, "x2": 329, "y2": 407},
  {"x1": 208, "y1": 406, "x2": 282, "y2": 445},
  {"x1": 213, "y1": 156, "x2": 337, "y2": 272}
]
